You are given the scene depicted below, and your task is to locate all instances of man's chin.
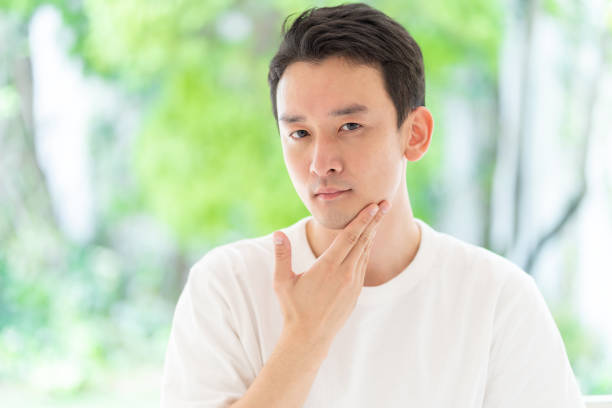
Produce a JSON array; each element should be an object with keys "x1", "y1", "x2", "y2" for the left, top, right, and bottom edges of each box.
[{"x1": 311, "y1": 207, "x2": 359, "y2": 230}]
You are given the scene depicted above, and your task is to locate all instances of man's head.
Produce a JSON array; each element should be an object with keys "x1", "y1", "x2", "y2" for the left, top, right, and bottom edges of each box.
[
  {"x1": 268, "y1": 3, "x2": 433, "y2": 230},
  {"x1": 268, "y1": 2, "x2": 425, "y2": 129}
]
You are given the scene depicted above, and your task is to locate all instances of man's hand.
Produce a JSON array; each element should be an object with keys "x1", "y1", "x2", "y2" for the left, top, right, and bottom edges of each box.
[{"x1": 272, "y1": 200, "x2": 391, "y2": 347}]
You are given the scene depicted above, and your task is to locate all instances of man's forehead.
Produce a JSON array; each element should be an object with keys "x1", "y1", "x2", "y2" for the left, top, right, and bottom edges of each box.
[
  {"x1": 280, "y1": 57, "x2": 381, "y2": 85},
  {"x1": 275, "y1": 56, "x2": 390, "y2": 125},
  {"x1": 279, "y1": 103, "x2": 369, "y2": 124}
]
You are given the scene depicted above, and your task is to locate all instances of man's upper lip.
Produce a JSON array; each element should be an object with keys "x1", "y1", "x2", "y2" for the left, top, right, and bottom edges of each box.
[{"x1": 315, "y1": 188, "x2": 350, "y2": 195}]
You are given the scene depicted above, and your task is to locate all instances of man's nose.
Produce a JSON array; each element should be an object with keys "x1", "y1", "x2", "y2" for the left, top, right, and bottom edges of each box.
[{"x1": 309, "y1": 136, "x2": 343, "y2": 177}]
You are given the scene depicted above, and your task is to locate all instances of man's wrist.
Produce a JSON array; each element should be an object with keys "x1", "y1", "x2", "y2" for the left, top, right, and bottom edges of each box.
[{"x1": 279, "y1": 325, "x2": 332, "y2": 364}]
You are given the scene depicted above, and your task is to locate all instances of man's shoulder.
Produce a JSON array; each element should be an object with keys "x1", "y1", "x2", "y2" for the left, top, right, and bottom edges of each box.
[
  {"x1": 188, "y1": 217, "x2": 308, "y2": 282},
  {"x1": 426, "y1": 227, "x2": 539, "y2": 323},
  {"x1": 429, "y1": 226, "x2": 532, "y2": 290},
  {"x1": 189, "y1": 234, "x2": 272, "y2": 277}
]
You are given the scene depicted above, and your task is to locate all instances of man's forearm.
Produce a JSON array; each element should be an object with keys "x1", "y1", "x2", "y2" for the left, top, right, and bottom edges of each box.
[{"x1": 230, "y1": 328, "x2": 331, "y2": 408}]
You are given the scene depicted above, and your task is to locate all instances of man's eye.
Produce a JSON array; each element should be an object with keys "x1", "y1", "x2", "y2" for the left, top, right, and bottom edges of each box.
[
  {"x1": 289, "y1": 129, "x2": 309, "y2": 139},
  {"x1": 340, "y1": 123, "x2": 361, "y2": 131}
]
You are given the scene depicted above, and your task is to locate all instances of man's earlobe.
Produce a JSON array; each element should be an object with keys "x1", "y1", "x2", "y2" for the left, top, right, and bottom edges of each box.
[{"x1": 403, "y1": 106, "x2": 434, "y2": 162}]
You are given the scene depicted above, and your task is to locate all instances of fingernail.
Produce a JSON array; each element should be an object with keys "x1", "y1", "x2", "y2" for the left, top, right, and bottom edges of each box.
[
  {"x1": 381, "y1": 202, "x2": 391, "y2": 214},
  {"x1": 369, "y1": 205, "x2": 379, "y2": 216},
  {"x1": 273, "y1": 233, "x2": 283, "y2": 245}
]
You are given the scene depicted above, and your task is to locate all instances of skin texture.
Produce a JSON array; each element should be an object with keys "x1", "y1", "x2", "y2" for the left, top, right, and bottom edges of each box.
[{"x1": 276, "y1": 56, "x2": 434, "y2": 286}]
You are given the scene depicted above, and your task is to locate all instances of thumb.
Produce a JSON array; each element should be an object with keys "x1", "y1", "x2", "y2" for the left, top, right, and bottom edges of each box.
[{"x1": 272, "y1": 231, "x2": 293, "y2": 290}]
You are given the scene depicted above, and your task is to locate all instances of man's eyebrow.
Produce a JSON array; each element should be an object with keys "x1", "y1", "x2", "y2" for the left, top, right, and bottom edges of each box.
[
  {"x1": 279, "y1": 113, "x2": 306, "y2": 123},
  {"x1": 278, "y1": 103, "x2": 369, "y2": 123}
]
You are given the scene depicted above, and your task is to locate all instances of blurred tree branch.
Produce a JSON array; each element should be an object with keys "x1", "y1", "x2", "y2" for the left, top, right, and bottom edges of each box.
[{"x1": 524, "y1": 29, "x2": 610, "y2": 273}]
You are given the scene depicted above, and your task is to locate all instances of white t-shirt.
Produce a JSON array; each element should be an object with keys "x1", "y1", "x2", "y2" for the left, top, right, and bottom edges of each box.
[{"x1": 161, "y1": 216, "x2": 585, "y2": 407}]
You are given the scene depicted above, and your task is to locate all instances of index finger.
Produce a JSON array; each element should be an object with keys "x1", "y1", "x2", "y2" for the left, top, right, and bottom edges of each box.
[{"x1": 320, "y1": 203, "x2": 380, "y2": 265}]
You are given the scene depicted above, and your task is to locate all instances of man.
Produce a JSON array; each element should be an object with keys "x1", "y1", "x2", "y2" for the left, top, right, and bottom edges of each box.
[{"x1": 161, "y1": 3, "x2": 585, "y2": 407}]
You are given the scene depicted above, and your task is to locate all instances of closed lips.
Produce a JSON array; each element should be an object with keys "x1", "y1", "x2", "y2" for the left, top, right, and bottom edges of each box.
[{"x1": 315, "y1": 189, "x2": 350, "y2": 195}]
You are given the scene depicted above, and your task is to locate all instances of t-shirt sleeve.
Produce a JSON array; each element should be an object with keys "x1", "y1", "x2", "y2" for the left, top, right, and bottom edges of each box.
[
  {"x1": 161, "y1": 249, "x2": 256, "y2": 408},
  {"x1": 482, "y1": 271, "x2": 585, "y2": 408}
]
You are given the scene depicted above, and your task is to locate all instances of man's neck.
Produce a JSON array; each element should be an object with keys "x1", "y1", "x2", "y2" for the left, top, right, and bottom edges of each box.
[{"x1": 305, "y1": 191, "x2": 422, "y2": 287}]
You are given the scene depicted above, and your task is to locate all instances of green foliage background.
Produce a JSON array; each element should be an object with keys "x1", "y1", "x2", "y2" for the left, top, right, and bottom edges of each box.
[{"x1": 1, "y1": 0, "x2": 610, "y2": 405}]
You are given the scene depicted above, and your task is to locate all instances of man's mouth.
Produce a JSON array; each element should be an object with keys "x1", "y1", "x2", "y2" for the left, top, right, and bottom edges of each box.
[{"x1": 315, "y1": 189, "x2": 351, "y2": 200}]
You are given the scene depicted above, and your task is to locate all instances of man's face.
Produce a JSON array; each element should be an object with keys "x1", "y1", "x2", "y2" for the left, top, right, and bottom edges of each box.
[{"x1": 276, "y1": 56, "x2": 407, "y2": 230}]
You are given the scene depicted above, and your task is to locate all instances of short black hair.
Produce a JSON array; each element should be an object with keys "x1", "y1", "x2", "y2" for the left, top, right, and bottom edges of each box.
[{"x1": 267, "y1": 2, "x2": 425, "y2": 129}]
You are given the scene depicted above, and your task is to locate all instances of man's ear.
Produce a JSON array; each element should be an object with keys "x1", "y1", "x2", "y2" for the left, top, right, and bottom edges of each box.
[{"x1": 401, "y1": 106, "x2": 434, "y2": 162}]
